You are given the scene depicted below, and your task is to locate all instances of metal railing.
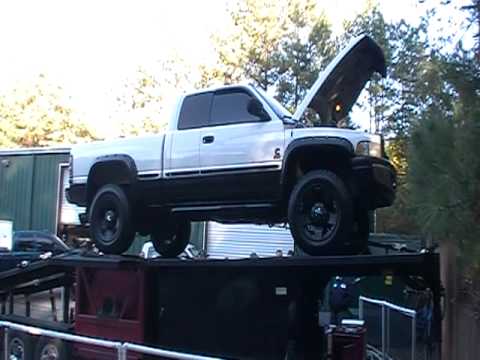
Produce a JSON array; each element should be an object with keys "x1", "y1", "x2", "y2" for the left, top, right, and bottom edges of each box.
[
  {"x1": 0, "y1": 320, "x2": 223, "y2": 360},
  {"x1": 359, "y1": 296, "x2": 416, "y2": 360}
]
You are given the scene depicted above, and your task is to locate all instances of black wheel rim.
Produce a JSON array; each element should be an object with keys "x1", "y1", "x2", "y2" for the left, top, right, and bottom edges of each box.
[
  {"x1": 9, "y1": 338, "x2": 25, "y2": 360},
  {"x1": 92, "y1": 194, "x2": 121, "y2": 245},
  {"x1": 152, "y1": 220, "x2": 190, "y2": 257},
  {"x1": 295, "y1": 182, "x2": 341, "y2": 245},
  {"x1": 156, "y1": 224, "x2": 180, "y2": 248},
  {"x1": 40, "y1": 343, "x2": 60, "y2": 360}
]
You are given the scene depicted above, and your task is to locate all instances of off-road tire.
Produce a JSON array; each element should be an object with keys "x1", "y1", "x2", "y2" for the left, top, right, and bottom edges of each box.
[
  {"x1": 151, "y1": 219, "x2": 191, "y2": 258},
  {"x1": 8, "y1": 331, "x2": 34, "y2": 360},
  {"x1": 89, "y1": 184, "x2": 135, "y2": 254},
  {"x1": 288, "y1": 170, "x2": 353, "y2": 256},
  {"x1": 34, "y1": 337, "x2": 71, "y2": 360}
]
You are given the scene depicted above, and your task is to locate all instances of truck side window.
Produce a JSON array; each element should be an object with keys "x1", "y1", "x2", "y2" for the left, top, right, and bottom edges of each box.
[
  {"x1": 178, "y1": 93, "x2": 213, "y2": 130},
  {"x1": 210, "y1": 90, "x2": 262, "y2": 126}
]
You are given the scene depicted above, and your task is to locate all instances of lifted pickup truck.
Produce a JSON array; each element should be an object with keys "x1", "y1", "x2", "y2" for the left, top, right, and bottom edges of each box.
[{"x1": 67, "y1": 35, "x2": 396, "y2": 257}]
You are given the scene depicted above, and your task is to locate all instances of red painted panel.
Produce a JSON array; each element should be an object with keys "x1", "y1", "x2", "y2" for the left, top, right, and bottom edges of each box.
[{"x1": 74, "y1": 267, "x2": 146, "y2": 359}]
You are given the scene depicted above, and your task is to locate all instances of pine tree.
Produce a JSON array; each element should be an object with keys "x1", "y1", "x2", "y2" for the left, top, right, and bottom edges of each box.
[
  {"x1": 409, "y1": 52, "x2": 480, "y2": 267},
  {"x1": 206, "y1": 0, "x2": 288, "y2": 89},
  {"x1": 275, "y1": 0, "x2": 334, "y2": 113}
]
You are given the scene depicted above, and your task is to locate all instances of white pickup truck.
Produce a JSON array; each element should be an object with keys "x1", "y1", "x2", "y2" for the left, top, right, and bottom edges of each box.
[{"x1": 67, "y1": 35, "x2": 396, "y2": 257}]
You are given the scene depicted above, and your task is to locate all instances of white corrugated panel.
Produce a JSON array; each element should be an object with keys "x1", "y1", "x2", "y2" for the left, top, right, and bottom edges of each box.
[
  {"x1": 207, "y1": 222, "x2": 294, "y2": 259},
  {"x1": 59, "y1": 166, "x2": 86, "y2": 225}
]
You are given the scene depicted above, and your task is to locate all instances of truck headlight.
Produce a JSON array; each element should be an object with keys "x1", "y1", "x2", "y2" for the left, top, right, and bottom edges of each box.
[{"x1": 356, "y1": 140, "x2": 382, "y2": 158}]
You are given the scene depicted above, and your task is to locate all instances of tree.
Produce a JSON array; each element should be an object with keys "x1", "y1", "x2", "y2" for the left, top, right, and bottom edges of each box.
[
  {"x1": 116, "y1": 55, "x2": 195, "y2": 137},
  {"x1": 342, "y1": 3, "x2": 441, "y2": 138},
  {"x1": 211, "y1": 0, "x2": 288, "y2": 89},
  {"x1": 0, "y1": 74, "x2": 98, "y2": 148},
  {"x1": 342, "y1": 4, "x2": 393, "y2": 134},
  {"x1": 115, "y1": 67, "x2": 165, "y2": 137},
  {"x1": 275, "y1": 1, "x2": 335, "y2": 112},
  {"x1": 461, "y1": 0, "x2": 480, "y2": 56},
  {"x1": 341, "y1": 4, "x2": 432, "y2": 234},
  {"x1": 409, "y1": 52, "x2": 480, "y2": 265},
  {"x1": 203, "y1": 0, "x2": 336, "y2": 117}
]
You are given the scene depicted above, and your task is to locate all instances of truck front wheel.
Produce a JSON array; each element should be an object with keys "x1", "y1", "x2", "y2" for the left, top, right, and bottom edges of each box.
[
  {"x1": 151, "y1": 219, "x2": 191, "y2": 258},
  {"x1": 288, "y1": 170, "x2": 353, "y2": 256},
  {"x1": 89, "y1": 184, "x2": 135, "y2": 254}
]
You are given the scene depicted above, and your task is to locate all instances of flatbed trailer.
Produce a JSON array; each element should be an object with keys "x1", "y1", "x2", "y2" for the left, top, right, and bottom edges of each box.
[{"x1": 0, "y1": 251, "x2": 442, "y2": 359}]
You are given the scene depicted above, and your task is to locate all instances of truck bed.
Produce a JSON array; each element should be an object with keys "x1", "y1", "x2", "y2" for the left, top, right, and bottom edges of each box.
[{"x1": 71, "y1": 134, "x2": 166, "y2": 180}]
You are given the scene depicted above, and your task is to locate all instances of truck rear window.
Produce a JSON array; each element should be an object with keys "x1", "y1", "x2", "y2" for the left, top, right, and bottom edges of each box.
[{"x1": 178, "y1": 93, "x2": 213, "y2": 130}]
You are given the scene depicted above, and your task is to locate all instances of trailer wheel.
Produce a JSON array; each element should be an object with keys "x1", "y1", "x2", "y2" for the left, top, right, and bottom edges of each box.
[
  {"x1": 89, "y1": 184, "x2": 135, "y2": 254},
  {"x1": 34, "y1": 337, "x2": 70, "y2": 360},
  {"x1": 151, "y1": 219, "x2": 191, "y2": 258},
  {"x1": 8, "y1": 331, "x2": 33, "y2": 360},
  {"x1": 288, "y1": 170, "x2": 353, "y2": 256}
]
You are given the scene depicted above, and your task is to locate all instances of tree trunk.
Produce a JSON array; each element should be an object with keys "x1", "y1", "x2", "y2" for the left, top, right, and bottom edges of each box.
[{"x1": 441, "y1": 240, "x2": 458, "y2": 360}]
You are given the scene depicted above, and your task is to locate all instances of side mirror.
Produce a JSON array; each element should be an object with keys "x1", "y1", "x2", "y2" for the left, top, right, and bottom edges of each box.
[{"x1": 247, "y1": 98, "x2": 271, "y2": 121}]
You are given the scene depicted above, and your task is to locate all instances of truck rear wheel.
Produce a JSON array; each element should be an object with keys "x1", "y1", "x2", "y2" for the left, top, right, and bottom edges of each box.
[
  {"x1": 151, "y1": 219, "x2": 191, "y2": 258},
  {"x1": 8, "y1": 331, "x2": 33, "y2": 360},
  {"x1": 288, "y1": 170, "x2": 353, "y2": 256},
  {"x1": 34, "y1": 337, "x2": 70, "y2": 360},
  {"x1": 89, "y1": 184, "x2": 135, "y2": 254}
]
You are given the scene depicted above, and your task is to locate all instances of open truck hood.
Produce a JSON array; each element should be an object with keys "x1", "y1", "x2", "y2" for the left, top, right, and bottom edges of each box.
[{"x1": 293, "y1": 35, "x2": 386, "y2": 123}]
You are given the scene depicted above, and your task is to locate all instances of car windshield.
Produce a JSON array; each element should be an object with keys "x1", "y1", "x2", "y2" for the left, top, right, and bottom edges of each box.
[{"x1": 252, "y1": 86, "x2": 292, "y2": 119}]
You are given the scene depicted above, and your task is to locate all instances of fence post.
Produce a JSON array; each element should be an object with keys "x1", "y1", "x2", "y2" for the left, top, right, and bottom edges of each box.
[
  {"x1": 358, "y1": 297, "x2": 363, "y2": 320},
  {"x1": 381, "y1": 303, "x2": 386, "y2": 360},
  {"x1": 386, "y1": 307, "x2": 390, "y2": 357},
  {"x1": 3, "y1": 327, "x2": 8, "y2": 360},
  {"x1": 117, "y1": 343, "x2": 127, "y2": 360},
  {"x1": 412, "y1": 313, "x2": 416, "y2": 360}
]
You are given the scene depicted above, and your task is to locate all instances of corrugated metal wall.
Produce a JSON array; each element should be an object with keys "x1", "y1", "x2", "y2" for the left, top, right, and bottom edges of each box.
[
  {"x1": 31, "y1": 154, "x2": 68, "y2": 231},
  {"x1": 0, "y1": 155, "x2": 35, "y2": 230},
  {"x1": 206, "y1": 222, "x2": 293, "y2": 259},
  {"x1": 59, "y1": 164, "x2": 84, "y2": 225},
  {"x1": 0, "y1": 152, "x2": 69, "y2": 233}
]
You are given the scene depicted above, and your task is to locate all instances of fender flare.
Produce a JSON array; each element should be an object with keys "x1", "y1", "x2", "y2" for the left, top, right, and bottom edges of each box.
[
  {"x1": 86, "y1": 154, "x2": 138, "y2": 204},
  {"x1": 280, "y1": 137, "x2": 354, "y2": 185}
]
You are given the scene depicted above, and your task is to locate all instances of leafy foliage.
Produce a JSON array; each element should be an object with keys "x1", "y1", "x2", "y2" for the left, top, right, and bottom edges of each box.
[
  {"x1": 206, "y1": 0, "x2": 289, "y2": 89},
  {"x1": 116, "y1": 56, "x2": 195, "y2": 137},
  {"x1": 275, "y1": 1, "x2": 334, "y2": 111},
  {"x1": 408, "y1": 52, "x2": 480, "y2": 268},
  {"x1": 0, "y1": 74, "x2": 98, "y2": 148},
  {"x1": 203, "y1": 0, "x2": 335, "y2": 111}
]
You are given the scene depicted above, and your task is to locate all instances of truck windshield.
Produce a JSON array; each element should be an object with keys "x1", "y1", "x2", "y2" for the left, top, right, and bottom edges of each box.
[{"x1": 252, "y1": 87, "x2": 292, "y2": 119}]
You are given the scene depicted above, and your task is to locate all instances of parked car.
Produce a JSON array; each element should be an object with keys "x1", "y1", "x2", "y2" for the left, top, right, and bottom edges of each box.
[
  {"x1": 140, "y1": 242, "x2": 200, "y2": 259},
  {"x1": 67, "y1": 35, "x2": 396, "y2": 258},
  {"x1": 0, "y1": 231, "x2": 69, "y2": 272}
]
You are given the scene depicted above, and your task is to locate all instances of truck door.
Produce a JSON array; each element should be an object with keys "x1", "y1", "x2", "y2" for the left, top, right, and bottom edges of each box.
[
  {"x1": 165, "y1": 92, "x2": 212, "y2": 177},
  {"x1": 199, "y1": 88, "x2": 284, "y2": 202}
]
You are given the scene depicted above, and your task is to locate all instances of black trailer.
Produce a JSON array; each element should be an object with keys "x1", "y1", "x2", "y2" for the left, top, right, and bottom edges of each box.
[{"x1": 0, "y1": 251, "x2": 442, "y2": 359}]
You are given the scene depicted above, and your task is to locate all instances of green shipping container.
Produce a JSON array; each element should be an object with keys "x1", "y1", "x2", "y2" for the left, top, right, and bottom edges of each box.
[{"x1": 0, "y1": 147, "x2": 70, "y2": 234}]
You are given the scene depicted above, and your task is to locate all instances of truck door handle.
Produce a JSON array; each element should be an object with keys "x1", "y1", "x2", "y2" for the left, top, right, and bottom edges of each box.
[{"x1": 202, "y1": 135, "x2": 214, "y2": 144}]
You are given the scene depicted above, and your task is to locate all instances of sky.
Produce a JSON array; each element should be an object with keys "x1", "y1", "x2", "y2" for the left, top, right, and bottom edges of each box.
[{"x1": 0, "y1": 0, "x2": 472, "y2": 137}]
